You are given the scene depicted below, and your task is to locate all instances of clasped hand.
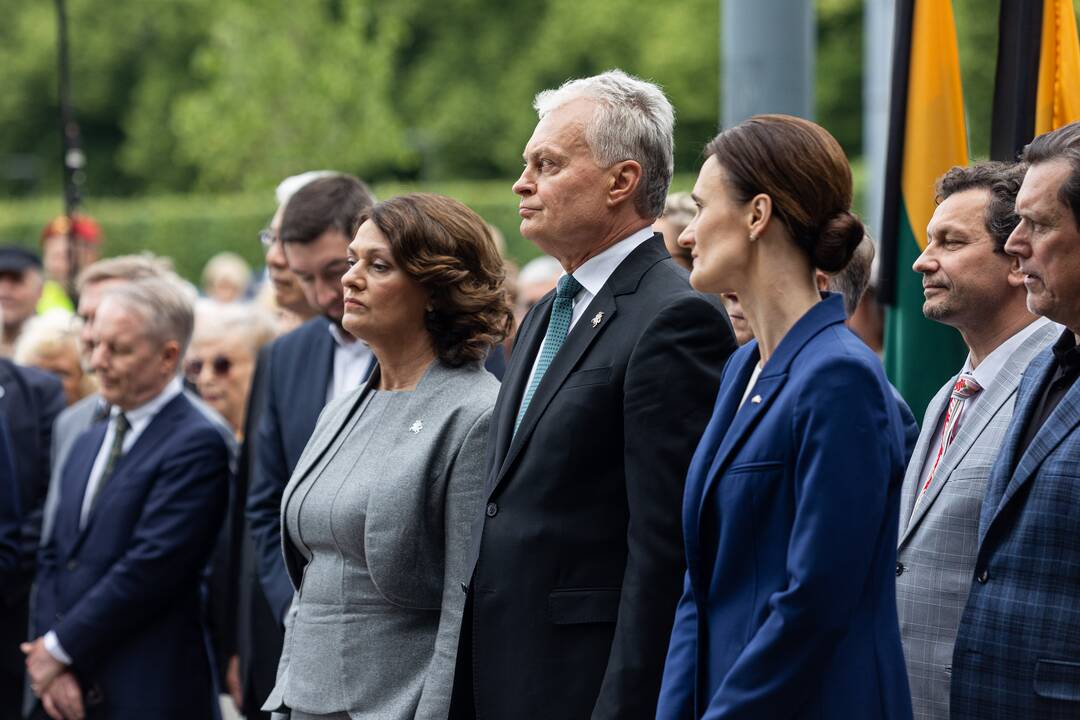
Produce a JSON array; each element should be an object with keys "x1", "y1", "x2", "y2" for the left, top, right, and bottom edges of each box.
[{"x1": 20, "y1": 637, "x2": 85, "y2": 720}]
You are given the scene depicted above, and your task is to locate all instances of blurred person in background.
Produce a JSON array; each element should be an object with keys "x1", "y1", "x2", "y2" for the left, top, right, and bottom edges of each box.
[
  {"x1": 655, "y1": 191, "x2": 695, "y2": 270},
  {"x1": 512, "y1": 255, "x2": 561, "y2": 329},
  {"x1": 14, "y1": 312, "x2": 96, "y2": 406},
  {"x1": 27, "y1": 278, "x2": 229, "y2": 719},
  {"x1": 188, "y1": 302, "x2": 275, "y2": 441},
  {"x1": 202, "y1": 252, "x2": 253, "y2": 304},
  {"x1": 263, "y1": 192, "x2": 511, "y2": 720},
  {"x1": 38, "y1": 215, "x2": 103, "y2": 313},
  {"x1": 0, "y1": 356, "x2": 63, "y2": 720},
  {"x1": 0, "y1": 248, "x2": 44, "y2": 358}
]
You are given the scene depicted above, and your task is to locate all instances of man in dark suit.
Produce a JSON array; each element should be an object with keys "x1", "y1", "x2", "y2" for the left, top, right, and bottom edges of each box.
[
  {"x1": 951, "y1": 121, "x2": 1080, "y2": 718},
  {"x1": 0, "y1": 357, "x2": 63, "y2": 719},
  {"x1": 450, "y1": 70, "x2": 736, "y2": 719},
  {"x1": 245, "y1": 173, "x2": 375, "y2": 633},
  {"x1": 25, "y1": 278, "x2": 229, "y2": 718},
  {"x1": 0, "y1": 416, "x2": 18, "y2": 583}
]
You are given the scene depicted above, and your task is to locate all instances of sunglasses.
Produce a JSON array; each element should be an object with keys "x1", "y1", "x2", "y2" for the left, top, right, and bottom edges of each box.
[{"x1": 185, "y1": 355, "x2": 233, "y2": 380}]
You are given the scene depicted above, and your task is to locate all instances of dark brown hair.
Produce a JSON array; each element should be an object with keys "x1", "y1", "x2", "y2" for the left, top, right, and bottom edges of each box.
[
  {"x1": 360, "y1": 193, "x2": 513, "y2": 366},
  {"x1": 935, "y1": 161, "x2": 1026, "y2": 254},
  {"x1": 1022, "y1": 120, "x2": 1080, "y2": 230},
  {"x1": 704, "y1": 114, "x2": 863, "y2": 272},
  {"x1": 281, "y1": 174, "x2": 375, "y2": 245}
]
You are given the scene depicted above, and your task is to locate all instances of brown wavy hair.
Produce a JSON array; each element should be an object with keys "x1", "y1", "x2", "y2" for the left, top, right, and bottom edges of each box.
[{"x1": 359, "y1": 193, "x2": 513, "y2": 366}]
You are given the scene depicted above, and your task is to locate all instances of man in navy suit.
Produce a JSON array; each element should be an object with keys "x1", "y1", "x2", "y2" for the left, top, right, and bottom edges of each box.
[
  {"x1": 0, "y1": 357, "x2": 63, "y2": 719},
  {"x1": 245, "y1": 173, "x2": 375, "y2": 628},
  {"x1": 25, "y1": 278, "x2": 229, "y2": 719},
  {"x1": 951, "y1": 121, "x2": 1080, "y2": 718}
]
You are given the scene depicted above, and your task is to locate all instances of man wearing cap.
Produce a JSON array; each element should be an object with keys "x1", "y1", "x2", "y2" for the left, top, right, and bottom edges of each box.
[
  {"x1": 0, "y1": 248, "x2": 44, "y2": 358},
  {"x1": 38, "y1": 215, "x2": 103, "y2": 314}
]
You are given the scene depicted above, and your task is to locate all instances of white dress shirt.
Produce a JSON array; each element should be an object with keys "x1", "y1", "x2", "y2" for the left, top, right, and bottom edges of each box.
[
  {"x1": 327, "y1": 323, "x2": 375, "y2": 403},
  {"x1": 522, "y1": 226, "x2": 654, "y2": 393},
  {"x1": 916, "y1": 316, "x2": 1059, "y2": 485},
  {"x1": 45, "y1": 376, "x2": 185, "y2": 664}
]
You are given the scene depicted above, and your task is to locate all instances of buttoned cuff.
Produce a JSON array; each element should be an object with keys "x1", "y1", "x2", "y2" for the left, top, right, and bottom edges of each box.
[{"x1": 43, "y1": 631, "x2": 72, "y2": 665}]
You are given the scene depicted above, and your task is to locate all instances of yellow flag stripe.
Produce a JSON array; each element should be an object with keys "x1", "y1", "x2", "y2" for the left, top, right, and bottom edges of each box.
[
  {"x1": 901, "y1": 0, "x2": 969, "y2": 251},
  {"x1": 1036, "y1": 0, "x2": 1080, "y2": 134}
]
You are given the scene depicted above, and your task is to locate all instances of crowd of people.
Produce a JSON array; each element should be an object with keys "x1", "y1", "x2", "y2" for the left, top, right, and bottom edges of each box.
[{"x1": 0, "y1": 68, "x2": 1078, "y2": 720}]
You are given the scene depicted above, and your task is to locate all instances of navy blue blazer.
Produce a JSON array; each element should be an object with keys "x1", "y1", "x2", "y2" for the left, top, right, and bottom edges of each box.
[
  {"x1": 246, "y1": 316, "x2": 335, "y2": 623},
  {"x1": 952, "y1": 336, "x2": 1080, "y2": 718},
  {"x1": 32, "y1": 393, "x2": 229, "y2": 718},
  {"x1": 0, "y1": 414, "x2": 19, "y2": 581},
  {"x1": 657, "y1": 294, "x2": 912, "y2": 720}
]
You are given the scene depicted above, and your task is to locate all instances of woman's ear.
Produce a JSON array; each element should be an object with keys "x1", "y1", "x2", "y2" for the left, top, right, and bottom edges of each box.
[{"x1": 748, "y1": 193, "x2": 773, "y2": 239}]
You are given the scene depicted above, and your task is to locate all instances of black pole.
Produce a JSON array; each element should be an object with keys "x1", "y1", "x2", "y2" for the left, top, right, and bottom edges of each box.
[
  {"x1": 990, "y1": 0, "x2": 1043, "y2": 161},
  {"x1": 878, "y1": 0, "x2": 915, "y2": 307},
  {"x1": 56, "y1": 0, "x2": 85, "y2": 297}
]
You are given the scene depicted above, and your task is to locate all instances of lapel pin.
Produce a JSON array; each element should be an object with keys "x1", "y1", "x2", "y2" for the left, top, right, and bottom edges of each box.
[
  {"x1": 751, "y1": 394, "x2": 762, "y2": 404},
  {"x1": 409, "y1": 420, "x2": 424, "y2": 434},
  {"x1": 591, "y1": 311, "x2": 604, "y2": 327}
]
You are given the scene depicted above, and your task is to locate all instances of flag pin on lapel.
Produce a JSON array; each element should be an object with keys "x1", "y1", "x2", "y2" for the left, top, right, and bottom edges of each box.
[
  {"x1": 751, "y1": 395, "x2": 762, "y2": 404},
  {"x1": 591, "y1": 311, "x2": 604, "y2": 327},
  {"x1": 409, "y1": 420, "x2": 423, "y2": 434}
]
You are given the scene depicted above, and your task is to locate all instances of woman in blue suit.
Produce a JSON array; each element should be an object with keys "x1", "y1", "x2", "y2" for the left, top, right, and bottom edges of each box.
[{"x1": 656, "y1": 115, "x2": 912, "y2": 720}]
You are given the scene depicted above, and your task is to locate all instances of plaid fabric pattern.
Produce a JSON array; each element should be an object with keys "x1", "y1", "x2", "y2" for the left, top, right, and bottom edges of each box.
[
  {"x1": 952, "y1": 340, "x2": 1080, "y2": 719},
  {"x1": 896, "y1": 322, "x2": 1058, "y2": 720}
]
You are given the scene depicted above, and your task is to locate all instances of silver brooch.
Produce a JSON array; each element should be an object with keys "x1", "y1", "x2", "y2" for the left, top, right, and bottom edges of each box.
[
  {"x1": 591, "y1": 311, "x2": 604, "y2": 327},
  {"x1": 409, "y1": 420, "x2": 423, "y2": 434},
  {"x1": 751, "y1": 395, "x2": 762, "y2": 404}
]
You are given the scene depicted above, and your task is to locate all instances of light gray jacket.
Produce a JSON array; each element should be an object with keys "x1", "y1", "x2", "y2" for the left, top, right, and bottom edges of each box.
[
  {"x1": 896, "y1": 319, "x2": 1059, "y2": 720},
  {"x1": 264, "y1": 360, "x2": 498, "y2": 720}
]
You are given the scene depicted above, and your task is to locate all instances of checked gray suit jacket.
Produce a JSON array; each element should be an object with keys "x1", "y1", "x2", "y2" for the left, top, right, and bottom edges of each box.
[{"x1": 895, "y1": 319, "x2": 1059, "y2": 720}]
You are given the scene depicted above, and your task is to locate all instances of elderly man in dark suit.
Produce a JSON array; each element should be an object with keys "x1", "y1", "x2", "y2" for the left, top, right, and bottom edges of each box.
[
  {"x1": 245, "y1": 174, "x2": 375, "y2": 632},
  {"x1": 950, "y1": 121, "x2": 1080, "y2": 718},
  {"x1": 25, "y1": 278, "x2": 229, "y2": 719},
  {"x1": 0, "y1": 356, "x2": 63, "y2": 719},
  {"x1": 450, "y1": 70, "x2": 736, "y2": 720},
  {"x1": 897, "y1": 161, "x2": 1058, "y2": 720}
]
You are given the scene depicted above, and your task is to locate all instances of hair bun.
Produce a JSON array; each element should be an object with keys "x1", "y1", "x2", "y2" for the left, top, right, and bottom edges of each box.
[{"x1": 812, "y1": 210, "x2": 864, "y2": 273}]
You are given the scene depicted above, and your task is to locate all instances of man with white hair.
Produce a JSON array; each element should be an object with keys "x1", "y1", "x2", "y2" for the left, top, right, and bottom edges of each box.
[
  {"x1": 25, "y1": 278, "x2": 229, "y2": 718},
  {"x1": 452, "y1": 70, "x2": 736, "y2": 719}
]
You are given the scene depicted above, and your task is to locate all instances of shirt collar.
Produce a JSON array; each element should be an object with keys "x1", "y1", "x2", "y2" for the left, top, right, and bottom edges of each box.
[
  {"x1": 1052, "y1": 326, "x2": 1080, "y2": 372},
  {"x1": 567, "y1": 226, "x2": 655, "y2": 298},
  {"x1": 964, "y1": 317, "x2": 1058, "y2": 388},
  {"x1": 327, "y1": 322, "x2": 370, "y2": 355},
  {"x1": 111, "y1": 375, "x2": 183, "y2": 425}
]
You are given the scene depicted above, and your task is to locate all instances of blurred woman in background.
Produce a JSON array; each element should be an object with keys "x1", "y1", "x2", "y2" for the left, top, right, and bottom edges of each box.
[{"x1": 14, "y1": 311, "x2": 95, "y2": 406}]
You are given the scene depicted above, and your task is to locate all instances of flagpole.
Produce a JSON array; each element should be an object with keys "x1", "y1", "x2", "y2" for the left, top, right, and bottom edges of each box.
[{"x1": 990, "y1": 0, "x2": 1043, "y2": 161}]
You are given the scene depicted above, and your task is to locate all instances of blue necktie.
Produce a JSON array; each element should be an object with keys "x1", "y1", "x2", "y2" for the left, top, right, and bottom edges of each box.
[{"x1": 515, "y1": 273, "x2": 583, "y2": 434}]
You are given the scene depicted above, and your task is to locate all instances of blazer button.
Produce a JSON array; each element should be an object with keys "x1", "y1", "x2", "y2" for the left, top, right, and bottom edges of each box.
[
  {"x1": 65, "y1": 560, "x2": 78, "y2": 571},
  {"x1": 976, "y1": 568, "x2": 989, "y2": 584},
  {"x1": 895, "y1": 562, "x2": 905, "y2": 577},
  {"x1": 486, "y1": 502, "x2": 498, "y2": 518}
]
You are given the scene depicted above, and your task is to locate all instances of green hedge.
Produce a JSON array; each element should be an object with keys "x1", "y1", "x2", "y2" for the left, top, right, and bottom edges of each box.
[{"x1": 0, "y1": 166, "x2": 864, "y2": 284}]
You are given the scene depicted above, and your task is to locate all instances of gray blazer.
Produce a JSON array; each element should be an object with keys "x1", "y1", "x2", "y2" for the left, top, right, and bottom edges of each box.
[
  {"x1": 265, "y1": 360, "x2": 498, "y2": 720},
  {"x1": 896, "y1": 320, "x2": 1059, "y2": 720}
]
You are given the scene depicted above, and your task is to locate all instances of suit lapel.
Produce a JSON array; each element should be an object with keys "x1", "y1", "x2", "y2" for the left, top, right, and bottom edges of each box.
[
  {"x1": 57, "y1": 424, "x2": 106, "y2": 547},
  {"x1": 486, "y1": 295, "x2": 552, "y2": 490},
  {"x1": 300, "y1": 325, "x2": 336, "y2": 432},
  {"x1": 978, "y1": 347, "x2": 1054, "y2": 545},
  {"x1": 898, "y1": 379, "x2": 954, "y2": 541}
]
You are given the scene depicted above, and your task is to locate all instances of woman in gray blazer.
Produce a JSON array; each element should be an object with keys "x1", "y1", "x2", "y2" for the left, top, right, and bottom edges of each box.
[{"x1": 263, "y1": 193, "x2": 512, "y2": 720}]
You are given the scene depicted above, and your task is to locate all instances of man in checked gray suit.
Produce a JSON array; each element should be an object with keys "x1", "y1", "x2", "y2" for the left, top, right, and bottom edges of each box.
[{"x1": 897, "y1": 161, "x2": 1059, "y2": 720}]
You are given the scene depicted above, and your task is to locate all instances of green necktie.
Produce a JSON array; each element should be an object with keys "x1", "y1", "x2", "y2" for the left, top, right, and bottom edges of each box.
[
  {"x1": 515, "y1": 273, "x2": 583, "y2": 434},
  {"x1": 89, "y1": 413, "x2": 130, "y2": 513}
]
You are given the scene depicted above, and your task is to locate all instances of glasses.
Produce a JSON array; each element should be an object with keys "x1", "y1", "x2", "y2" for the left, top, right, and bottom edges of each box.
[
  {"x1": 185, "y1": 355, "x2": 233, "y2": 381},
  {"x1": 259, "y1": 228, "x2": 278, "y2": 251}
]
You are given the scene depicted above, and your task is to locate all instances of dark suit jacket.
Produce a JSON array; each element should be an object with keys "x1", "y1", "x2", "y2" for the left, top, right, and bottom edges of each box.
[
  {"x1": 0, "y1": 360, "x2": 63, "y2": 709},
  {"x1": 457, "y1": 236, "x2": 736, "y2": 719},
  {"x1": 246, "y1": 317, "x2": 335, "y2": 624},
  {"x1": 0, "y1": 415, "x2": 18, "y2": 581},
  {"x1": 31, "y1": 393, "x2": 228, "y2": 718},
  {"x1": 656, "y1": 294, "x2": 912, "y2": 720},
  {"x1": 952, "y1": 340, "x2": 1080, "y2": 718}
]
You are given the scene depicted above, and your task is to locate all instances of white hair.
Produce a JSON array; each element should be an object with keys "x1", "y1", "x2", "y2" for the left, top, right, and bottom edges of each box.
[
  {"x1": 517, "y1": 256, "x2": 563, "y2": 287},
  {"x1": 193, "y1": 300, "x2": 276, "y2": 355},
  {"x1": 274, "y1": 171, "x2": 341, "y2": 207},
  {"x1": 99, "y1": 277, "x2": 195, "y2": 359},
  {"x1": 533, "y1": 69, "x2": 675, "y2": 218},
  {"x1": 13, "y1": 310, "x2": 80, "y2": 365}
]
